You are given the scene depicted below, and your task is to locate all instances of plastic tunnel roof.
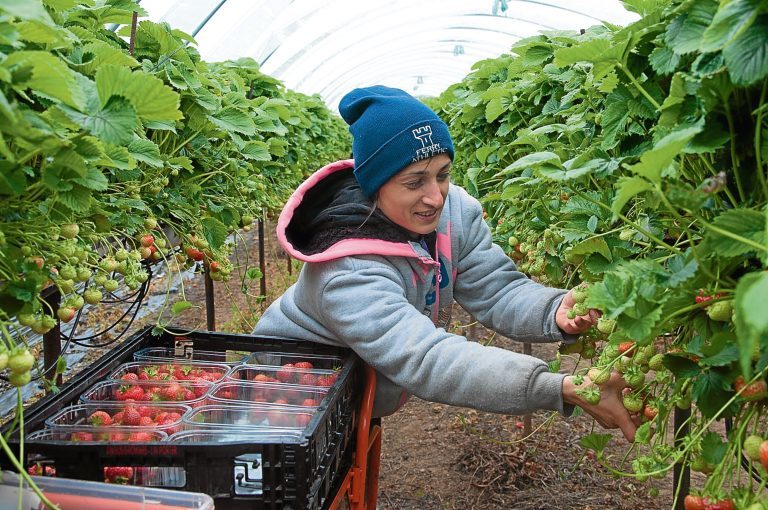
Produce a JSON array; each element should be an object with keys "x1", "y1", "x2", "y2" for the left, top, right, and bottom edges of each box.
[{"x1": 140, "y1": 0, "x2": 639, "y2": 112}]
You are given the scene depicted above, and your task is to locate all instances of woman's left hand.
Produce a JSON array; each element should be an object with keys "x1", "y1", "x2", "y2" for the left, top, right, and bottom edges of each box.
[{"x1": 556, "y1": 288, "x2": 601, "y2": 334}]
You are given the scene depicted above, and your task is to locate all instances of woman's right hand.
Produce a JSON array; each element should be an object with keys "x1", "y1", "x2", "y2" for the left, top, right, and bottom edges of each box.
[{"x1": 562, "y1": 372, "x2": 641, "y2": 442}]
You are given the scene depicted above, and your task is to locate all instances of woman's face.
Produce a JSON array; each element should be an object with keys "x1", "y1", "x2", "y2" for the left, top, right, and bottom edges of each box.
[{"x1": 377, "y1": 154, "x2": 452, "y2": 236}]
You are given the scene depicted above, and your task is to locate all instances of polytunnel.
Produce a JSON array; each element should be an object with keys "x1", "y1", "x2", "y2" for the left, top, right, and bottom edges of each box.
[{"x1": 2, "y1": 1, "x2": 768, "y2": 510}]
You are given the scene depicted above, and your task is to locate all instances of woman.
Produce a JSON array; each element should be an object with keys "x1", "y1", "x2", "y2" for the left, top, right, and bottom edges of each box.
[{"x1": 254, "y1": 85, "x2": 637, "y2": 441}]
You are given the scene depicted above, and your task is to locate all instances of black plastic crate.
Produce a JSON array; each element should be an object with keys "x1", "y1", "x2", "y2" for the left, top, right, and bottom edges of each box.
[{"x1": 1, "y1": 327, "x2": 362, "y2": 510}]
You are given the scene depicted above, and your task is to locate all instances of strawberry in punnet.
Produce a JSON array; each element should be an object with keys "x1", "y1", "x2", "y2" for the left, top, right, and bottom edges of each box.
[
  {"x1": 121, "y1": 385, "x2": 145, "y2": 401},
  {"x1": 302, "y1": 398, "x2": 320, "y2": 407},
  {"x1": 294, "y1": 362, "x2": 314, "y2": 370},
  {"x1": 139, "y1": 416, "x2": 154, "y2": 426},
  {"x1": 276, "y1": 364, "x2": 297, "y2": 383},
  {"x1": 71, "y1": 431, "x2": 94, "y2": 442},
  {"x1": 733, "y1": 375, "x2": 768, "y2": 401},
  {"x1": 88, "y1": 410, "x2": 113, "y2": 427},
  {"x1": 111, "y1": 411, "x2": 124, "y2": 425},
  {"x1": 129, "y1": 432, "x2": 154, "y2": 442},
  {"x1": 104, "y1": 466, "x2": 134, "y2": 484},
  {"x1": 121, "y1": 372, "x2": 139, "y2": 382},
  {"x1": 161, "y1": 384, "x2": 185, "y2": 401},
  {"x1": 122, "y1": 406, "x2": 141, "y2": 426},
  {"x1": 317, "y1": 374, "x2": 338, "y2": 387},
  {"x1": 298, "y1": 373, "x2": 317, "y2": 386}
]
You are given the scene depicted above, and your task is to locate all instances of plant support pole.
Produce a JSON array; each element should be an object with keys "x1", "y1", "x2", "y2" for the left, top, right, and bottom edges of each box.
[
  {"x1": 258, "y1": 213, "x2": 267, "y2": 298},
  {"x1": 42, "y1": 288, "x2": 62, "y2": 388},
  {"x1": 673, "y1": 407, "x2": 691, "y2": 510},
  {"x1": 204, "y1": 268, "x2": 215, "y2": 331}
]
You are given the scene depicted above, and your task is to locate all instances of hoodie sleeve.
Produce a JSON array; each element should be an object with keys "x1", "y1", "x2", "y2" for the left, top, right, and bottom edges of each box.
[
  {"x1": 450, "y1": 187, "x2": 576, "y2": 343},
  {"x1": 313, "y1": 260, "x2": 569, "y2": 416}
]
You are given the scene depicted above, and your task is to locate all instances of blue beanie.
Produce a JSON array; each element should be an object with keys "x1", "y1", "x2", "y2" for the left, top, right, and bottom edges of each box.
[{"x1": 338, "y1": 85, "x2": 454, "y2": 198}]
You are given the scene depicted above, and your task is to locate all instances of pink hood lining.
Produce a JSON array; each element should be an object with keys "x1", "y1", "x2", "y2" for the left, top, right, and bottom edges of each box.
[{"x1": 276, "y1": 159, "x2": 424, "y2": 263}]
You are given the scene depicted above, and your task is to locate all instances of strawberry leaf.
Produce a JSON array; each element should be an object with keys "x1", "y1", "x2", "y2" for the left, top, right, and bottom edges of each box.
[{"x1": 578, "y1": 433, "x2": 612, "y2": 456}]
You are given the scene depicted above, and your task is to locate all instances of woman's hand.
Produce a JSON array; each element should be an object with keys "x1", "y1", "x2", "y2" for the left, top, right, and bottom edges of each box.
[
  {"x1": 556, "y1": 288, "x2": 600, "y2": 334},
  {"x1": 562, "y1": 373, "x2": 641, "y2": 442}
]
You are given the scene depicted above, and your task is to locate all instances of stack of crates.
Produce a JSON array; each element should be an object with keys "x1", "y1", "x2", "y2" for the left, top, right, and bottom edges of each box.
[{"x1": 1, "y1": 327, "x2": 363, "y2": 510}]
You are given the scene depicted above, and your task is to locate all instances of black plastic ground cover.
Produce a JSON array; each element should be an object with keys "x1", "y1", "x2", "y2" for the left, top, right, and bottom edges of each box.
[{"x1": 1, "y1": 327, "x2": 363, "y2": 510}]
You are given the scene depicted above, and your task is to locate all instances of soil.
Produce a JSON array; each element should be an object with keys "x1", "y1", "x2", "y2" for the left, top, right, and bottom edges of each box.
[{"x1": 4, "y1": 217, "x2": 702, "y2": 509}]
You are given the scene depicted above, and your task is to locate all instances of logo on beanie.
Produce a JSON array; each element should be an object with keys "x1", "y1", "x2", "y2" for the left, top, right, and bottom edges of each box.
[{"x1": 412, "y1": 125, "x2": 447, "y2": 162}]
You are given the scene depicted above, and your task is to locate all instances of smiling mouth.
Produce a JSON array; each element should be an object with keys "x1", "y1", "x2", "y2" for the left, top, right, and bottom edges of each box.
[{"x1": 415, "y1": 210, "x2": 438, "y2": 219}]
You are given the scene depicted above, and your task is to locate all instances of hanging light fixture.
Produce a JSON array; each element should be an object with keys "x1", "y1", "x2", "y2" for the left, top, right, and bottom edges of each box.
[
  {"x1": 491, "y1": 0, "x2": 509, "y2": 16},
  {"x1": 453, "y1": 44, "x2": 464, "y2": 56}
]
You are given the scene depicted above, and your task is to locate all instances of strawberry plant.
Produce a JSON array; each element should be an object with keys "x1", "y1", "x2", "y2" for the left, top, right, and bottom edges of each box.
[{"x1": 438, "y1": 0, "x2": 768, "y2": 504}]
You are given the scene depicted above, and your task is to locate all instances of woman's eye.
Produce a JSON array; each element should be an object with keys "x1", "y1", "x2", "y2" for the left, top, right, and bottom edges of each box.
[
  {"x1": 437, "y1": 173, "x2": 451, "y2": 181},
  {"x1": 405, "y1": 181, "x2": 421, "y2": 189}
]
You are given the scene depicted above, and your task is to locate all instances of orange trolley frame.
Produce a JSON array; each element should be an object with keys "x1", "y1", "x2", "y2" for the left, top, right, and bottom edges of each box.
[{"x1": 327, "y1": 364, "x2": 381, "y2": 510}]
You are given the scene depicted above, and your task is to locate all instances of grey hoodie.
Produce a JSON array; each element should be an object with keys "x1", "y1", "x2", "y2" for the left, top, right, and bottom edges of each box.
[{"x1": 254, "y1": 159, "x2": 576, "y2": 417}]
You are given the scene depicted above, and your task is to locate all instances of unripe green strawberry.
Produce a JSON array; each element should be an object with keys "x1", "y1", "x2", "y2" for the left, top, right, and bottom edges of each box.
[
  {"x1": 9, "y1": 371, "x2": 31, "y2": 387},
  {"x1": 83, "y1": 289, "x2": 102, "y2": 305},
  {"x1": 508, "y1": 236, "x2": 519, "y2": 247},
  {"x1": 93, "y1": 274, "x2": 108, "y2": 286},
  {"x1": 622, "y1": 392, "x2": 643, "y2": 413},
  {"x1": 59, "y1": 265, "x2": 77, "y2": 280},
  {"x1": 57, "y1": 306, "x2": 76, "y2": 323},
  {"x1": 241, "y1": 214, "x2": 254, "y2": 226},
  {"x1": 596, "y1": 317, "x2": 615, "y2": 334},
  {"x1": 17, "y1": 313, "x2": 36, "y2": 327},
  {"x1": 76, "y1": 268, "x2": 92, "y2": 282},
  {"x1": 8, "y1": 348, "x2": 35, "y2": 374},
  {"x1": 706, "y1": 300, "x2": 733, "y2": 322},
  {"x1": 572, "y1": 303, "x2": 588, "y2": 316},
  {"x1": 624, "y1": 368, "x2": 645, "y2": 389},
  {"x1": 578, "y1": 386, "x2": 601, "y2": 405},
  {"x1": 648, "y1": 353, "x2": 664, "y2": 371},
  {"x1": 618, "y1": 229, "x2": 634, "y2": 241},
  {"x1": 689, "y1": 456, "x2": 714, "y2": 474},
  {"x1": 744, "y1": 435, "x2": 764, "y2": 461},
  {"x1": 588, "y1": 367, "x2": 610, "y2": 385},
  {"x1": 567, "y1": 309, "x2": 576, "y2": 320},
  {"x1": 581, "y1": 342, "x2": 597, "y2": 359},
  {"x1": 144, "y1": 218, "x2": 158, "y2": 230},
  {"x1": 104, "y1": 279, "x2": 119, "y2": 292},
  {"x1": 114, "y1": 249, "x2": 129, "y2": 262},
  {"x1": 572, "y1": 288, "x2": 588, "y2": 304},
  {"x1": 60, "y1": 223, "x2": 79, "y2": 239},
  {"x1": 58, "y1": 279, "x2": 75, "y2": 294}
]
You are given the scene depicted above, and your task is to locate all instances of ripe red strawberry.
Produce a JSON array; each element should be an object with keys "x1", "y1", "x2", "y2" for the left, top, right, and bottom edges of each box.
[
  {"x1": 121, "y1": 372, "x2": 139, "y2": 382},
  {"x1": 252, "y1": 374, "x2": 271, "y2": 383},
  {"x1": 618, "y1": 341, "x2": 636, "y2": 355},
  {"x1": 111, "y1": 411, "x2": 124, "y2": 425},
  {"x1": 317, "y1": 374, "x2": 338, "y2": 387},
  {"x1": 71, "y1": 431, "x2": 94, "y2": 442},
  {"x1": 104, "y1": 466, "x2": 134, "y2": 483},
  {"x1": 183, "y1": 389, "x2": 196, "y2": 400},
  {"x1": 122, "y1": 406, "x2": 141, "y2": 426},
  {"x1": 733, "y1": 375, "x2": 768, "y2": 401},
  {"x1": 760, "y1": 440, "x2": 768, "y2": 472},
  {"x1": 296, "y1": 414, "x2": 311, "y2": 427},
  {"x1": 298, "y1": 374, "x2": 317, "y2": 386},
  {"x1": 139, "y1": 234, "x2": 154, "y2": 247},
  {"x1": 88, "y1": 410, "x2": 113, "y2": 426},
  {"x1": 161, "y1": 384, "x2": 184, "y2": 401},
  {"x1": 139, "y1": 416, "x2": 154, "y2": 426},
  {"x1": 276, "y1": 364, "x2": 297, "y2": 383},
  {"x1": 119, "y1": 385, "x2": 145, "y2": 401},
  {"x1": 301, "y1": 398, "x2": 320, "y2": 407},
  {"x1": 683, "y1": 495, "x2": 706, "y2": 510},
  {"x1": 128, "y1": 432, "x2": 154, "y2": 442},
  {"x1": 294, "y1": 362, "x2": 314, "y2": 370}
]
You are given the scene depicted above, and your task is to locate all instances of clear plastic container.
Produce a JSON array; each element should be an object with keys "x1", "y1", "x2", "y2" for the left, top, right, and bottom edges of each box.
[
  {"x1": 108, "y1": 361, "x2": 232, "y2": 383},
  {"x1": 26, "y1": 427, "x2": 167, "y2": 443},
  {"x1": 79, "y1": 379, "x2": 213, "y2": 405},
  {"x1": 0, "y1": 470, "x2": 214, "y2": 510},
  {"x1": 207, "y1": 380, "x2": 328, "y2": 408},
  {"x1": 226, "y1": 364, "x2": 339, "y2": 387},
  {"x1": 182, "y1": 404, "x2": 314, "y2": 431},
  {"x1": 44, "y1": 402, "x2": 190, "y2": 435},
  {"x1": 243, "y1": 351, "x2": 343, "y2": 370},
  {"x1": 167, "y1": 429, "x2": 303, "y2": 443},
  {"x1": 133, "y1": 346, "x2": 248, "y2": 365}
]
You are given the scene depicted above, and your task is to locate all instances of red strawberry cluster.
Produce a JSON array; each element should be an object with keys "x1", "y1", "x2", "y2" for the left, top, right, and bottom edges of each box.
[
  {"x1": 110, "y1": 380, "x2": 210, "y2": 402},
  {"x1": 247, "y1": 361, "x2": 339, "y2": 388},
  {"x1": 104, "y1": 466, "x2": 135, "y2": 484},
  {"x1": 86, "y1": 405, "x2": 185, "y2": 434},
  {"x1": 117, "y1": 363, "x2": 225, "y2": 383}
]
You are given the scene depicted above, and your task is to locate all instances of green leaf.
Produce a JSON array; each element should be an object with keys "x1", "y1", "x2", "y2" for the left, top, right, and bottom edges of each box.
[
  {"x1": 664, "y1": 0, "x2": 718, "y2": 54},
  {"x1": 620, "y1": 0, "x2": 668, "y2": 16},
  {"x1": 666, "y1": 256, "x2": 698, "y2": 287},
  {"x1": 691, "y1": 369, "x2": 736, "y2": 418},
  {"x1": 127, "y1": 138, "x2": 163, "y2": 168},
  {"x1": 201, "y1": 217, "x2": 228, "y2": 249},
  {"x1": 0, "y1": 161, "x2": 28, "y2": 195},
  {"x1": 171, "y1": 300, "x2": 193, "y2": 315},
  {"x1": 734, "y1": 271, "x2": 768, "y2": 376},
  {"x1": 665, "y1": 354, "x2": 701, "y2": 379},
  {"x1": 209, "y1": 107, "x2": 256, "y2": 136},
  {"x1": 95, "y1": 64, "x2": 182, "y2": 122},
  {"x1": 611, "y1": 176, "x2": 653, "y2": 218},
  {"x1": 2, "y1": 51, "x2": 85, "y2": 109},
  {"x1": 722, "y1": 16, "x2": 768, "y2": 85},
  {"x1": 64, "y1": 95, "x2": 138, "y2": 145},
  {"x1": 578, "y1": 433, "x2": 612, "y2": 455},
  {"x1": 79, "y1": 41, "x2": 140, "y2": 75},
  {"x1": 58, "y1": 184, "x2": 92, "y2": 212},
  {"x1": 0, "y1": 0, "x2": 54, "y2": 23},
  {"x1": 587, "y1": 271, "x2": 636, "y2": 317},
  {"x1": 17, "y1": 19, "x2": 73, "y2": 47},
  {"x1": 245, "y1": 267, "x2": 262, "y2": 280},
  {"x1": 499, "y1": 152, "x2": 561, "y2": 176},
  {"x1": 700, "y1": 432, "x2": 729, "y2": 465},
  {"x1": 485, "y1": 97, "x2": 506, "y2": 122},
  {"x1": 700, "y1": 0, "x2": 763, "y2": 53},
  {"x1": 700, "y1": 208, "x2": 767, "y2": 258},
  {"x1": 71, "y1": 167, "x2": 109, "y2": 191},
  {"x1": 627, "y1": 124, "x2": 702, "y2": 183},
  {"x1": 240, "y1": 141, "x2": 271, "y2": 161},
  {"x1": 648, "y1": 46, "x2": 681, "y2": 75}
]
